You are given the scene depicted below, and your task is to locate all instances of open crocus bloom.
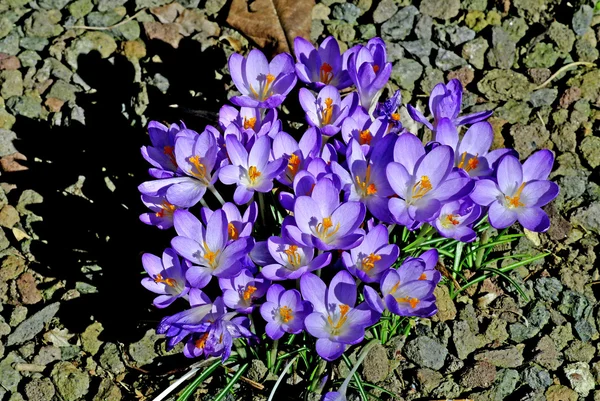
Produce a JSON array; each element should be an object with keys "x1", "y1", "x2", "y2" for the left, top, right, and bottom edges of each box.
[
  {"x1": 228, "y1": 49, "x2": 297, "y2": 109},
  {"x1": 294, "y1": 36, "x2": 353, "y2": 90},
  {"x1": 272, "y1": 128, "x2": 322, "y2": 187},
  {"x1": 260, "y1": 284, "x2": 312, "y2": 340},
  {"x1": 139, "y1": 193, "x2": 179, "y2": 230},
  {"x1": 301, "y1": 271, "x2": 378, "y2": 361},
  {"x1": 432, "y1": 199, "x2": 482, "y2": 242},
  {"x1": 299, "y1": 85, "x2": 356, "y2": 137},
  {"x1": 141, "y1": 248, "x2": 190, "y2": 307},
  {"x1": 470, "y1": 150, "x2": 559, "y2": 232},
  {"x1": 141, "y1": 120, "x2": 182, "y2": 178},
  {"x1": 219, "y1": 269, "x2": 269, "y2": 314},
  {"x1": 407, "y1": 78, "x2": 493, "y2": 131}
]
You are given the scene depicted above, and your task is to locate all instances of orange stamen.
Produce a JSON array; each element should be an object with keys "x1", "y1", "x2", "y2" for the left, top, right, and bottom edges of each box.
[
  {"x1": 362, "y1": 253, "x2": 382, "y2": 272},
  {"x1": 287, "y1": 154, "x2": 301, "y2": 179},
  {"x1": 243, "y1": 285, "x2": 257, "y2": 301},
  {"x1": 243, "y1": 117, "x2": 256, "y2": 130},
  {"x1": 359, "y1": 129, "x2": 372, "y2": 145},
  {"x1": 419, "y1": 273, "x2": 427, "y2": 280},
  {"x1": 391, "y1": 113, "x2": 400, "y2": 121},
  {"x1": 195, "y1": 332, "x2": 209, "y2": 349},
  {"x1": 316, "y1": 216, "x2": 340, "y2": 239},
  {"x1": 228, "y1": 223, "x2": 239, "y2": 240},
  {"x1": 248, "y1": 166, "x2": 261, "y2": 184},
  {"x1": 356, "y1": 165, "x2": 377, "y2": 197},
  {"x1": 412, "y1": 176, "x2": 432, "y2": 199},
  {"x1": 279, "y1": 306, "x2": 293, "y2": 323},
  {"x1": 189, "y1": 155, "x2": 207, "y2": 181},
  {"x1": 505, "y1": 182, "x2": 526, "y2": 208},
  {"x1": 372, "y1": 64, "x2": 379, "y2": 73},
  {"x1": 322, "y1": 98, "x2": 334, "y2": 125},
  {"x1": 164, "y1": 145, "x2": 176, "y2": 166},
  {"x1": 154, "y1": 273, "x2": 176, "y2": 287},
  {"x1": 284, "y1": 245, "x2": 302, "y2": 268},
  {"x1": 202, "y1": 242, "x2": 220, "y2": 268},
  {"x1": 155, "y1": 200, "x2": 176, "y2": 218},
  {"x1": 320, "y1": 62, "x2": 334, "y2": 85},
  {"x1": 396, "y1": 297, "x2": 420, "y2": 308},
  {"x1": 444, "y1": 214, "x2": 460, "y2": 226}
]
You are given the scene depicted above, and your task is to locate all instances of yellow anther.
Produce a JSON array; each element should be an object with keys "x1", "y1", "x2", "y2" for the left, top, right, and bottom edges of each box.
[
  {"x1": 287, "y1": 154, "x2": 301, "y2": 179},
  {"x1": 195, "y1": 332, "x2": 209, "y2": 349},
  {"x1": 505, "y1": 182, "x2": 526, "y2": 208},
  {"x1": 243, "y1": 117, "x2": 256, "y2": 130},
  {"x1": 458, "y1": 151, "x2": 480, "y2": 172},
  {"x1": 327, "y1": 304, "x2": 351, "y2": 330},
  {"x1": 391, "y1": 113, "x2": 400, "y2": 121},
  {"x1": 418, "y1": 273, "x2": 427, "y2": 280},
  {"x1": 243, "y1": 285, "x2": 257, "y2": 301},
  {"x1": 372, "y1": 64, "x2": 379, "y2": 73},
  {"x1": 284, "y1": 245, "x2": 302, "y2": 268},
  {"x1": 322, "y1": 97, "x2": 334, "y2": 126},
  {"x1": 396, "y1": 297, "x2": 420, "y2": 308},
  {"x1": 359, "y1": 129, "x2": 373, "y2": 145},
  {"x1": 155, "y1": 200, "x2": 176, "y2": 218},
  {"x1": 248, "y1": 166, "x2": 261, "y2": 184},
  {"x1": 189, "y1": 155, "x2": 207, "y2": 180},
  {"x1": 279, "y1": 306, "x2": 293, "y2": 323},
  {"x1": 228, "y1": 223, "x2": 239, "y2": 240},
  {"x1": 202, "y1": 242, "x2": 221, "y2": 268},
  {"x1": 362, "y1": 253, "x2": 382, "y2": 271},
  {"x1": 356, "y1": 165, "x2": 377, "y2": 197},
  {"x1": 442, "y1": 214, "x2": 460, "y2": 228},
  {"x1": 316, "y1": 217, "x2": 340, "y2": 240},
  {"x1": 320, "y1": 62, "x2": 334, "y2": 85},
  {"x1": 154, "y1": 273, "x2": 176, "y2": 287},
  {"x1": 411, "y1": 176, "x2": 432, "y2": 199}
]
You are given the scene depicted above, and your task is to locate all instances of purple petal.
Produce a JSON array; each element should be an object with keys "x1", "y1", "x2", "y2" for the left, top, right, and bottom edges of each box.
[
  {"x1": 454, "y1": 110, "x2": 493, "y2": 126},
  {"x1": 435, "y1": 118, "x2": 458, "y2": 149},
  {"x1": 300, "y1": 273, "x2": 327, "y2": 314},
  {"x1": 316, "y1": 338, "x2": 346, "y2": 361},
  {"x1": 328, "y1": 270, "x2": 356, "y2": 308},
  {"x1": 497, "y1": 155, "x2": 523, "y2": 195},
  {"x1": 488, "y1": 201, "x2": 517, "y2": 229},
  {"x1": 393, "y1": 133, "x2": 425, "y2": 174},
  {"x1": 522, "y1": 149, "x2": 554, "y2": 182},
  {"x1": 407, "y1": 105, "x2": 433, "y2": 130},
  {"x1": 470, "y1": 179, "x2": 502, "y2": 206},
  {"x1": 459, "y1": 121, "x2": 493, "y2": 156},
  {"x1": 415, "y1": 145, "x2": 453, "y2": 188},
  {"x1": 516, "y1": 207, "x2": 550, "y2": 232}
]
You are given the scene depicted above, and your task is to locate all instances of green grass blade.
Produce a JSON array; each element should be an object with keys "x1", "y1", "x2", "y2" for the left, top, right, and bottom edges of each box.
[
  {"x1": 342, "y1": 354, "x2": 368, "y2": 401},
  {"x1": 176, "y1": 360, "x2": 222, "y2": 401},
  {"x1": 212, "y1": 363, "x2": 249, "y2": 401}
]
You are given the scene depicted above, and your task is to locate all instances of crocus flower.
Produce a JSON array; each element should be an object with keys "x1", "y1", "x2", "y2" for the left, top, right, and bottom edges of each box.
[
  {"x1": 260, "y1": 284, "x2": 312, "y2": 340},
  {"x1": 432, "y1": 199, "x2": 481, "y2": 242},
  {"x1": 347, "y1": 38, "x2": 392, "y2": 111},
  {"x1": 341, "y1": 224, "x2": 399, "y2": 283},
  {"x1": 200, "y1": 202, "x2": 257, "y2": 242},
  {"x1": 340, "y1": 108, "x2": 387, "y2": 154},
  {"x1": 301, "y1": 271, "x2": 377, "y2": 361},
  {"x1": 286, "y1": 177, "x2": 365, "y2": 251},
  {"x1": 469, "y1": 150, "x2": 559, "y2": 232},
  {"x1": 141, "y1": 248, "x2": 190, "y2": 307},
  {"x1": 139, "y1": 193, "x2": 179, "y2": 230},
  {"x1": 294, "y1": 36, "x2": 352, "y2": 90},
  {"x1": 171, "y1": 209, "x2": 254, "y2": 286},
  {"x1": 407, "y1": 79, "x2": 492, "y2": 131},
  {"x1": 278, "y1": 157, "x2": 334, "y2": 211},
  {"x1": 228, "y1": 49, "x2": 297, "y2": 109},
  {"x1": 272, "y1": 128, "x2": 321, "y2": 186},
  {"x1": 435, "y1": 119, "x2": 513, "y2": 177},
  {"x1": 374, "y1": 89, "x2": 403, "y2": 134},
  {"x1": 262, "y1": 221, "x2": 332, "y2": 280},
  {"x1": 141, "y1": 121, "x2": 182, "y2": 178},
  {"x1": 138, "y1": 128, "x2": 219, "y2": 208},
  {"x1": 386, "y1": 133, "x2": 473, "y2": 228},
  {"x1": 219, "y1": 269, "x2": 269, "y2": 313},
  {"x1": 219, "y1": 135, "x2": 287, "y2": 205},
  {"x1": 299, "y1": 85, "x2": 356, "y2": 137},
  {"x1": 218, "y1": 106, "x2": 281, "y2": 140}
]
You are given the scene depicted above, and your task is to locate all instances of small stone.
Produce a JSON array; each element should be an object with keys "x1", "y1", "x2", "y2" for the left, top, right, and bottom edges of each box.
[
  {"x1": 99, "y1": 343, "x2": 125, "y2": 375},
  {"x1": 534, "y1": 336, "x2": 562, "y2": 371},
  {"x1": 24, "y1": 10, "x2": 63, "y2": 39},
  {"x1": 496, "y1": 100, "x2": 532, "y2": 124},
  {"x1": 0, "y1": 32, "x2": 19, "y2": 56},
  {"x1": 18, "y1": 51, "x2": 41, "y2": 69},
  {"x1": 51, "y1": 362, "x2": 90, "y2": 401},
  {"x1": 25, "y1": 377, "x2": 55, "y2": 401},
  {"x1": 524, "y1": 42, "x2": 560, "y2": 69},
  {"x1": 564, "y1": 362, "x2": 595, "y2": 397},
  {"x1": 92, "y1": 378, "x2": 122, "y2": 401},
  {"x1": 401, "y1": 39, "x2": 433, "y2": 60},
  {"x1": 312, "y1": 4, "x2": 330, "y2": 20},
  {"x1": 381, "y1": 6, "x2": 418, "y2": 42},
  {"x1": 580, "y1": 136, "x2": 600, "y2": 169},
  {"x1": 548, "y1": 21, "x2": 576, "y2": 54},
  {"x1": 416, "y1": 368, "x2": 443, "y2": 395},
  {"x1": 485, "y1": 319, "x2": 509, "y2": 344},
  {"x1": 20, "y1": 37, "x2": 49, "y2": 52},
  {"x1": 0, "y1": 352, "x2": 24, "y2": 392},
  {"x1": 7, "y1": 303, "x2": 59, "y2": 346},
  {"x1": 17, "y1": 272, "x2": 42, "y2": 305},
  {"x1": 474, "y1": 346, "x2": 524, "y2": 368},
  {"x1": 361, "y1": 343, "x2": 388, "y2": 383},
  {"x1": 0, "y1": 205, "x2": 19, "y2": 228},
  {"x1": 68, "y1": 0, "x2": 94, "y2": 19},
  {"x1": 572, "y1": 5, "x2": 593, "y2": 36},
  {"x1": 420, "y1": 67, "x2": 445, "y2": 93},
  {"x1": 358, "y1": 24, "x2": 376, "y2": 40},
  {"x1": 327, "y1": 21, "x2": 355, "y2": 42},
  {"x1": 420, "y1": 0, "x2": 460, "y2": 20},
  {"x1": 575, "y1": 30, "x2": 598, "y2": 62},
  {"x1": 247, "y1": 359, "x2": 268, "y2": 382},
  {"x1": 431, "y1": 379, "x2": 461, "y2": 399},
  {"x1": 433, "y1": 285, "x2": 456, "y2": 322},
  {"x1": 546, "y1": 385, "x2": 578, "y2": 401},
  {"x1": 1, "y1": 70, "x2": 24, "y2": 99},
  {"x1": 331, "y1": 3, "x2": 360, "y2": 24},
  {"x1": 143, "y1": 22, "x2": 183, "y2": 48},
  {"x1": 522, "y1": 365, "x2": 552, "y2": 391},
  {"x1": 565, "y1": 340, "x2": 595, "y2": 363},
  {"x1": 65, "y1": 32, "x2": 118, "y2": 69},
  {"x1": 534, "y1": 277, "x2": 562, "y2": 302},
  {"x1": 80, "y1": 322, "x2": 103, "y2": 355},
  {"x1": 529, "y1": 88, "x2": 558, "y2": 108},
  {"x1": 47, "y1": 80, "x2": 79, "y2": 103},
  {"x1": 435, "y1": 49, "x2": 466, "y2": 71},
  {"x1": 391, "y1": 59, "x2": 422, "y2": 90},
  {"x1": 404, "y1": 336, "x2": 448, "y2": 370},
  {"x1": 509, "y1": 123, "x2": 549, "y2": 158},
  {"x1": 122, "y1": 39, "x2": 146, "y2": 60},
  {"x1": 0, "y1": 55, "x2": 20, "y2": 71},
  {"x1": 460, "y1": 361, "x2": 497, "y2": 389},
  {"x1": 446, "y1": 25, "x2": 476, "y2": 46},
  {"x1": 462, "y1": 37, "x2": 489, "y2": 70},
  {"x1": 372, "y1": 0, "x2": 398, "y2": 24},
  {"x1": 502, "y1": 17, "x2": 528, "y2": 42},
  {"x1": 33, "y1": 345, "x2": 61, "y2": 365},
  {"x1": 489, "y1": 27, "x2": 516, "y2": 69},
  {"x1": 478, "y1": 69, "x2": 533, "y2": 102},
  {"x1": 129, "y1": 328, "x2": 161, "y2": 366},
  {"x1": 97, "y1": 0, "x2": 128, "y2": 12},
  {"x1": 10, "y1": 305, "x2": 28, "y2": 327}
]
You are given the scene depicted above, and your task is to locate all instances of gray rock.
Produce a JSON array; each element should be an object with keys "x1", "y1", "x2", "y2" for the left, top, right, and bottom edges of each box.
[
  {"x1": 513, "y1": 0, "x2": 548, "y2": 23},
  {"x1": 6, "y1": 94, "x2": 43, "y2": 119},
  {"x1": 359, "y1": 24, "x2": 376, "y2": 40},
  {"x1": 416, "y1": 368, "x2": 443, "y2": 395},
  {"x1": 460, "y1": 361, "x2": 497, "y2": 389},
  {"x1": 581, "y1": 136, "x2": 600, "y2": 169},
  {"x1": 575, "y1": 30, "x2": 599, "y2": 63},
  {"x1": 401, "y1": 39, "x2": 433, "y2": 60},
  {"x1": 362, "y1": 343, "x2": 388, "y2": 383},
  {"x1": 548, "y1": 21, "x2": 575, "y2": 54},
  {"x1": 0, "y1": 32, "x2": 19, "y2": 56},
  {"x1": 129, "y1": 328, "x2": 161, "y2": 366},
  {"x1": 33, "y1": 345, "x2": 61, "y2": 365},
  {"x1": 99, "y1": 343, "x2": 125, "y2": 375},
  {"x1": 25, "y1": 377, "x2": 56, "y2": 401},
  {"x1": 51, "y1": 362, "x2": 90, "y2": 401},
  {"x1": 204, "y1": 0, "x2": 226, "y2": 15},
  {"x1": 534, "y1": 277, "x2": 562, "y2": 301},
  {"x1": 478, "y1": 69, "x2": 533, "y2": 102},
  {"x1": 445, "y1": 25, "x2": 475, "y2": 46},
  {"x1": 381, "y1": 6, "x2": 418, "y2": 42},
  {"x1": 435, "y1": 49, "x2": 466, "y2": 71},
  {"x1": 391, "y1": 59, "x2": 422, "y2": 90},
  {"x1": 461, "y1": 0, "x2": 487, "y2": 11},
  {"x1": 524, "y1": 42, "x2": 560, "y2": 69},
  {"x1": 68, "y1": 0, "x2": 94, "y2": 19},
  {"x1": 7, "y1": 303, "x2": 60, "y2": 346},
  {"x1": 495, "y1": 100, "x2": 532, "y2": 124},
  {"x1": 453, "y1": 320, "x2": 482, "y2": 359},
  {"x1": 332, "y1": 3, "x2": 361, "y2": 24},
  {"x1": 135, "y1": 0, "x2": 172, "y2": 10},
  {"x1": 47, "y1": 80, "x2": 79, "y2": 103},
  {"x1": 564, "y1": 340, "x2": 595, "y2": 363},
  {"x1": 529, "y1": 89, "x2": 558, "y2": 108},
  {"x1": 534, "y1": 335, "x2": 562, "y2": 371},
  {"x1": 462, "y1": 37, "x2": 489, "y2": 70},
  {"x1": 431, "y1": 379, "x2": 461, "y2": 399},
  {"x1": 420, "y1": 0, "x2": 460, "y2": 20},
  {"x1": 0, "y1": 352, "x2": 24, "y2": 392},
  {"x1": 404, "y1": 336, "x2": 448, "y2": 370},
  {"x1": 415, "y1": 15, "x2": 433, "y2": 40},
  {"x1": 0, "y1": 129, "x2": 17, "y2": 157},
  {"x1": 373, "y1": 0, "x2": 398, "y2": 24},
  {"x1": 574, "y1": 319, "x2": 597, "y2": 342},
  {"x1": 489, "y1": 27, "x2": 516, "y2": 69},
  {"x1": 247, "y1": 359, "x2": 268, "y2": 382},
  {"x1": 97, "y1": 0, "x2": 128, "y2": 12},
  {"x1": 475, "y1": 346, "x2": 524, "y2": 368},
  {"x1": 19, "y1": 37, "x2": 50, "y2": 52},
  {"x1": 18, "y1": 50, "x2": 41, "y2": 68},
  {"x1": 502, "y1": 17, "x2": 528, "y2": 42},
  {"x1": 92, "y1": 378, "x2": 122, "y2": 401},
  {"x1": 572, "y1": 5, "x2": 593, "y2": 36},
  {"x1": 24, "y1": 10, "x2": 63, "y2": 38},
  {"x1": 564, "y1": 362, "x2": 595, "y2": 397},
  {"x1": 522, "y1": 365, "x2": 552, "y2": 391}
]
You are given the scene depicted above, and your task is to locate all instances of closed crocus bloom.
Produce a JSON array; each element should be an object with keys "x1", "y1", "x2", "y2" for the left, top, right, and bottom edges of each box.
[
  {"x1": 347, "y1": 38, "x2": 392, "y2": 111},
  {"x1": 470, "y1": 150, "x2": 559, "y2": 232},
  {"x1": 141, "y1": 248, "x2": 190, "y2": 307},
  {"x1": 373, "y1": 89, "x2": 403, "y2": 134},
  {"x1": 407, "y1": 79, "x2": 493, "y2": 131},
  {"x1": 228, "y1": 49, "x2": 297, "y2": 109},
  {"x1": 386, "y1": 133, "x2": 474, "y2": 228},
  {"x1": 272, "y1": 128, "x2": 322, "y2": 186},
  {"x1": 260, "y1": 284, "x2": 312, "y2": 340},
  {"x1": 141, "y1": 120, "x2": 182, "y2": 178},
  {"x1": 432, "y1": 199, "x2": 482, "y2": 242},
  {"x1": 299, "y1": 85, "x2": 356, "y2": 137},
  {"x1": 219, "y1": 135, "x2": 287, "y2": 205},
  {"x1": 218, "y1": 105, "x2": 281, "y2": 141},
  {"x1": 301, "y1": 271, "x2": 378, "y2": 361},
  {"x1": 435, "y1": 119, "x2": 514, "y2": 178},
  {"x1": 219, "y1": 269, "x2": 269, "y2": 314},
  {"x1": 294, "y1": 36, "x2": 353, "y2": 90},
  {"x1": 341, "y1": 224, "x2": 399, "y2": 283}
]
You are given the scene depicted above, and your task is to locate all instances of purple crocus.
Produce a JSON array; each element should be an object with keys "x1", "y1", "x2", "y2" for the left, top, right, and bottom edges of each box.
[
  {"x1": 432, "y1": 200, "x2": 481, "y2": 242},
  {"x1": 299, "y1": 85, "x2": 356, "y2": 137},
  {"x1": 340, "y1": 108, "x2": 387, "y2": 153},
  {"x1": 374, "y1": 89, "x2": 403, "y2": 134},
  {"x1": 469, "y1": 150, "x2": 559, "y2": 232},
  {"x1": 272, "y1": 128, "x2": 321, "y2": 186},
  {"x1": 301, "y1": 271, "x2": 377, "y2": 361},
  {"x1": 262, "y1": 222, "x2": 332, "y2": 280},
  {"x1": 171, "y1": 209, "x2": 254, "y2": 286},
  {"x1": 260, "y1": 284, "x2": 312, "y2": 340},
  {"x1": 435, "y1": 119, "x2": 513, "y2": 177},
  {"x1": 141, "y1": 120, "x2": 182, "y2": 178},
  {"x1": 141, "y1": 248, "x2": 190, "y2": 307},
  {"x1": 200, "y1": 202, "x2": 257, "y2": 242},
  {"x1": 407, "y1": 79, "x2": 492, "y2": 131},
  {"x1": 341, "y1": 224, "x2": 399, "y2": 283},
  {"x1": 386, "y1": 133, "x2": 473, "y2": 228},
  {"x1": 219, "y1": 135, "x2": 286, "y2": 205},
  {"x1": 286, "y1": 177, "x2": 365, "y2": 251},
  {"x1": 219, "y1": 269, "x2": 269, "y2": 314},
  {"x1": 138, "y1": 128, "x2": 219, "y2": 208},
  {"x1": 347, "y1": 38, "x2": 392, "y2": 111},
  {"x1": 228, "y1": 49, "x2": 297, "y2": 109},
  {"x1": 139, "y1": 193, "x2": 179, "y2": 229},
  {"x1": 294, "y1": 36, "x2": 352, "y2": 90},
  {"x1": 218, "y1": 106, "x2": 281, "y2": 140}
]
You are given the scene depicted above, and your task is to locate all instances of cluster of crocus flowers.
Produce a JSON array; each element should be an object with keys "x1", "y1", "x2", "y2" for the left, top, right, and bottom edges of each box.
[{"x1": 137, "y1": 35, "x2": 559, "y2": 364}]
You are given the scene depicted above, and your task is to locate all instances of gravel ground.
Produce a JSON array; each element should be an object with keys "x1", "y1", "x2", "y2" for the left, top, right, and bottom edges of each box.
[{"x1": 0, "y1": 0, "x2": 599, "y2": 400}]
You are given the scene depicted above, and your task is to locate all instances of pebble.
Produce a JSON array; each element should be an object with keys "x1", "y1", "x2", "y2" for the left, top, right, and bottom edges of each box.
[
  {"x1": 474, "y1": 346, "x2": 524, "y2": 368},
  {"x1": 460, "y1": 361, "x2": 497, "y2": 389},
  {"x1": 572, "y1": 5, "x2": 593, "y2": 36},
  {"x1": 51, "y1": 362, "x2": 90, "y2": 401},
  {"x1": 521, "y1": 365, "x2": 552, "y2": 391},
  {"x1": 419, "y1": 0, "x2": 460, "y2": 20},
  {"x1": 403, "y1": 336, "x2": 448, "y2": 370},
  {"x1": 24, "y1": 377, "x2": 56, "y2": 401},
  {"x1": 7, "y1": 303, "x2": 59, "y2": 346},
  {"x1": 381, "y1": 6, "x2": 418, "y2": 42},
  {"x1": 128, "y1": 328, "x2": 161, "y2": 366},
  {"x1": 564, "y1": 362, "x2": 595, "y2": 397},
  {"x1": 435, "y1": 49, "x2": 466, "y2": 71}
]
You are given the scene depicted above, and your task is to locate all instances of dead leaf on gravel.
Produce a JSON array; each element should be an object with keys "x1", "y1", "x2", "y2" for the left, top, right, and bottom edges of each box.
[
  {"x1": 0, "y1": 152, "x2": 28, "y2": 173},
  {"x1": 44, "y1": 328, "x2": 74, "y2": 347},
  {"x1": 143, "y1": 22, "x2": 183, "y2": 48},
  {"x1": 226, "y1": 0, "x2": 314, "y2": 55}
]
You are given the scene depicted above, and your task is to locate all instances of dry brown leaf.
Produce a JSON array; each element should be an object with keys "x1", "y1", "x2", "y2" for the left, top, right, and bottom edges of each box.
[
  {"x1": 226, "y1": 0, "x2": 314, "y2": 55},
  {"x1": 0, "y1": 152, "x2": 28, "y2": 173}
]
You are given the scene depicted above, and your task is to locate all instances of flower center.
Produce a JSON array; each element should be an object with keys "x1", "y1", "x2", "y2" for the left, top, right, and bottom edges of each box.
[
  {"x1": 419, "y1": 273, "x2": 427, "y2": 280},
  {"x1": 243, "y1": 285, "x2": 257, "y2": 301},
  {"x1": 505, "y1": 182, "x2": 526, "y2": 208},
  {"x1": 189, "y1": 155, "x2": 208, "y2": 182},
  {"x1": 327, "y1": 304, "x2": 350, "y2": 333},
  {"x1": 356, "y1": 165, "x2": 378, "y2": 197},
  {"x1": 195, "y1": 332, "x2": 210, "y2": 349},
  {"x1": 320, "y1": 62, "x2": 334, "y2": 85},
  {"x1": 202, "y1": 242, "x2": 221, "y2": 269},
  {"x1": 154, "y1": 273, "x2": 176, "y2": 287},
  {"x1": 372, "y1": 64, "x2": 379, "y2": 73},
  {"x1": 359, "y1": 129, "x2": 372, "y2": 145},
  {"x1": 396, "y1": 297, "x2": 420, "y2": 308},
  {"x1": 243, "y1": 117, "x2": 256, "y2": 130},
  {"x1": 228, "y1": 223, "x2": 239, "y2": 240},
  {"x1": 321, "y1": 97, "x2": 334, "y2": 126},
  {"x1": 316, "y1": 216, "x2": 340, "y2": 240},
  {"x1": 248, "y1": 165, "x2": 261, "y2": 184},
  {"x1": 163, "y1": 145, "x2": 176, "y2": 166},
  {"x1": 362, "y1": 253, "x2": 381, "y2": 272},
  {"x1": 284, "y1": 245, "x2": 302, "y2": 268},
  {"x1": 287, "y1": 154, "x2": 301, "y2": 179},
  {"x1": 279, "y1": 306, "x2": 294, "y2": 323},
  {"x1": 250, "y1": 73, "x2": 276, "y2": 101},
  {"x1": 442, "y1": 214, "x2": 460, "y2": 228},
  {"x1": 391, "y1": 113, "x2": 400, "y2": 121},
  {"x1": 457, "y1": 152, "x2": 479, "y2": 172},
  {"x1": 411, "y1": 176, "x2": 432, "y2": 199},
  {"x1": 155, "y1": 200, "x2": 176, "y2": 218}
]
